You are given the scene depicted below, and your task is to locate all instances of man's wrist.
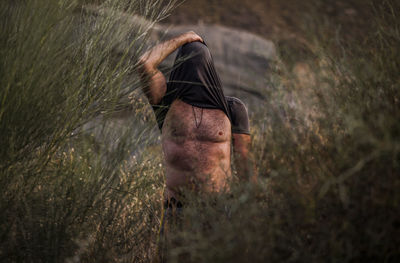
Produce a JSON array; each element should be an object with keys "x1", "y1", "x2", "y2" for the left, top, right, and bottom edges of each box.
[
  {"x1": 179, "y1": 31, "x2": 203, "y2": 45},
  {"x1": 179, "y1": 32, "x2": 191, "y2": 44}
]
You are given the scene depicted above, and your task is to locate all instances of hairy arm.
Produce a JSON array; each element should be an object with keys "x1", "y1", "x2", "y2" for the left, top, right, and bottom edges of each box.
[
  {"x1": 139, "y1": 31, "x2": 203, "y2": 105},
  {"x1": 232, "y1": 134, "x2": 257, "y2": 183}
]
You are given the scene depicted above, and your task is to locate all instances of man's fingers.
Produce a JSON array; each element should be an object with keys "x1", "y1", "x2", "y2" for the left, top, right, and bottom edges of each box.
[{"x1": 184, "y1": 31, "x2": 204, "y2": 44}]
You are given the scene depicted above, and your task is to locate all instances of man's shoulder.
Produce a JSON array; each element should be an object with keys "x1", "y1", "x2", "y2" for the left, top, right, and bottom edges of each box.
[
  {"x1": 225, "y1": 96, "x2": 248, "y2": 116},
  {"x1": 226, "y1": 96, "x2": 245, "y2": 105},
  {"x1": 225, "y1": 96, "x2": 250, "y2": 135}
]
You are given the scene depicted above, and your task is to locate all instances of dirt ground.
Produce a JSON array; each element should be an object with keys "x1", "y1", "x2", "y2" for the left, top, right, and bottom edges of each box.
[{"x1": 162, "y1": 0, "x2": 375, "y2": 63}]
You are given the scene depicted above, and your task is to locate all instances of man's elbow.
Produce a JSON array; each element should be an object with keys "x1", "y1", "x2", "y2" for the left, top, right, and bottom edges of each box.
[{"x1": 138, "y1": 57, "x2": 154, "y2": 77}]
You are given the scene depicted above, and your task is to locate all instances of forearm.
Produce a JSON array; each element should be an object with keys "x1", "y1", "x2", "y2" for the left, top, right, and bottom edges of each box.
[
  {"x1": 235, "y1": 152, "x2": 257, "y2": 183},
  {"x1": 140, "y1": 32, "x2": 200, "y2": 71},
  {"x1": 138, "y1": 32, "x2": 202, "y2": 104},
  {"x1": 232, "y1": 134, "x2": 257, "y2": 183}
]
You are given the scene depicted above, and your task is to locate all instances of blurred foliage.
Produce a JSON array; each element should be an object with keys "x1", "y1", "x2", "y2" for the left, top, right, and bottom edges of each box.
[
  {"x1": 0, "y1": 0, "x2": 399, "y2": 262},
  {"x1": 0, "y1": 0, "x2": 170, "y2": 262},
  {"x1": 163, "y1": 0, "x2": 400, "y2": 262}
]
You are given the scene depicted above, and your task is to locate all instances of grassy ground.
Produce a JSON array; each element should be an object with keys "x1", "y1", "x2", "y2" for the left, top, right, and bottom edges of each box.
[{"x1": 1, "y1": 0, "x2": 399, "y2": 262}]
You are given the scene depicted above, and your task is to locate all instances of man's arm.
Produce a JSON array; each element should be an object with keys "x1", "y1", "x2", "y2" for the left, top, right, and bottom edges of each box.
[
  {"x1": 138, "y1": 31, "x2": 203, "y2": 105},
  {"x1": 232, "y1": 134, "x2": 257, "y2": 183}
]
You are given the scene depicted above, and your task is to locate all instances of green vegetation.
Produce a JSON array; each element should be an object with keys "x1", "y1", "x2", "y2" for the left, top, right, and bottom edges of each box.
[
  {"x1": 1, "y1": 0, "x2": 399, "y2": 262},
  {"x1": 0, "y1": 0, "x2": 171, "y2": 261}
]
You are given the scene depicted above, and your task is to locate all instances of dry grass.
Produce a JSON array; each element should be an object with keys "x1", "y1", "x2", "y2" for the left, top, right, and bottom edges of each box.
[{"x1": 1, "y1": 0, "x2": 399, "y2": 262}]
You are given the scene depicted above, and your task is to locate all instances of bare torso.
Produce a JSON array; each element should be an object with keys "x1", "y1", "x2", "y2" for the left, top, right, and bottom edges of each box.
[{"x1": 162, "y1": 100, "x2": 232, "y2": 199}]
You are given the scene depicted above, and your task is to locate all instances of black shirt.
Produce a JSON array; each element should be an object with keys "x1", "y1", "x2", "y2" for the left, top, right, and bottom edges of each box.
[{"x1": 151, "y1": 41, "x2": 250, "y2": 135}]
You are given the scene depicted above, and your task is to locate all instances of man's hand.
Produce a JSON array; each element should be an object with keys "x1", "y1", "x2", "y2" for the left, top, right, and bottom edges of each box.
[
  {"x1": 139, "y1": 31, "x2": 204, "y2": 105},
  {"x1": 182, "y1": 31, "x2": 204, "y2": 44}
]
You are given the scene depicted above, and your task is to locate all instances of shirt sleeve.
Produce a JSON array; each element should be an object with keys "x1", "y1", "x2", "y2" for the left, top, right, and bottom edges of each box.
[{"x1": 226, "y1": 97, "x2": 250, "y2": 135}]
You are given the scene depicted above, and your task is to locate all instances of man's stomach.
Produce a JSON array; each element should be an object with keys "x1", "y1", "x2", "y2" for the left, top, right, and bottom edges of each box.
[
  {"x1": 161, "y1": 100, "x2": 232, "y2": 199},
  {"x1": 163, "y1": 139, "x2": 232, "y2": 198}
]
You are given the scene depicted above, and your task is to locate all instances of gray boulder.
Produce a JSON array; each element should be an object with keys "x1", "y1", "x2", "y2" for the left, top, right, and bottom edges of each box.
[
  {"x1": 154, "y1": 24, "x2": 276, "y2": 106},
  {"x1": 77, "y1": 7, "x2": 276, "y2": 152},
  {"x1": 81, "y1": 6, "x2": 276, "y2": 107}
]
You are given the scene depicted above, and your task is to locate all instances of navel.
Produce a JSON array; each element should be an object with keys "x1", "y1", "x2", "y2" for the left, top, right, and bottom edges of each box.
[{"x1": 219, "y1": 131, "x2": 223, "y2": 136}]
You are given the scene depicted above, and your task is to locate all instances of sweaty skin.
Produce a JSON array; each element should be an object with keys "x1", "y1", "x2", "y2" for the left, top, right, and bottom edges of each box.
[{"x1": 162, "y1": 100, "x2": 232, "y2": 199}]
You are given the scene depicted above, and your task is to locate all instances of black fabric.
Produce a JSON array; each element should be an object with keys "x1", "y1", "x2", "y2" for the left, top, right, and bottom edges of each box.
[
  {"x1": 226, "y1": 96, "x2": 250, "y2": 135},
  {"x1": 152, "y1": 41, "x2": 249, "y2": 135}
]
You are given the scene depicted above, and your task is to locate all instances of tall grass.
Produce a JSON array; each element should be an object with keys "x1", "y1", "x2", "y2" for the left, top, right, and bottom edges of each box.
[
  {"x1": 1, "y1": 0, "x2": 399, "y2": 262},
  {"x1": 0, "y1": 0, "x2": 173, "y2": 262},
  {"x1": 162, "y1": 1, "x2": 400, "y2": 262}
]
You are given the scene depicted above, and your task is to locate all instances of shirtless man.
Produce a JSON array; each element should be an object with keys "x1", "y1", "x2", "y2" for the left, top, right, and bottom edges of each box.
[{"x1": 139, "y1": 31, "x2": 255, "y2": 205}]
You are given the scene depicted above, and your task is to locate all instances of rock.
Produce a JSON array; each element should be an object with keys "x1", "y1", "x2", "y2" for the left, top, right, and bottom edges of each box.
[
  {"x1": 77, "y1": 6, "x2": 276, "y2": 152},
  {"x1": 80, "y1": 6, "x2": 276, "y2": 107},
  {"x1": 153, "y1": 24, "x2": 276, "y2": 106}
]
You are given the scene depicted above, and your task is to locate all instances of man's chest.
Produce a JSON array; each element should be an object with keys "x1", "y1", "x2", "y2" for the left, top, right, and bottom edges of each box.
[{"x1": 162, "y1": 100, "x2": 231, "y2": 143}]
